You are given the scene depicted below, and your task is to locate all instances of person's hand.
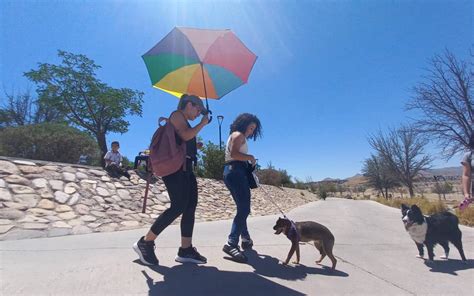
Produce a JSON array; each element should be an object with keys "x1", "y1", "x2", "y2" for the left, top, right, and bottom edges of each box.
[
  {"x1": 200, "y1": 114, "x2": 210, "y2": 126},
  {"x1": 197, "y1": 141, "x2": 204, "y2": 150},
  {"x1": 248, "y1": 155, "x2": 256, "y2": 166}
]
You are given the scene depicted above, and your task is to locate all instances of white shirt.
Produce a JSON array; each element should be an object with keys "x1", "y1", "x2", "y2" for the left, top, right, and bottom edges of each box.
[
  {"x1": 104, "y1": 151, "x2": 123, "y2": 166},
  {"x1": 225, "y1": 133, "x2": 248, "y2": 163}
]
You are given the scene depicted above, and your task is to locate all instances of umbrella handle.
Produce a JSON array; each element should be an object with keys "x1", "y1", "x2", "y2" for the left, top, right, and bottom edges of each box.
[{"x1": 207, "y1": 109, "x2": 213, "y2": 124}]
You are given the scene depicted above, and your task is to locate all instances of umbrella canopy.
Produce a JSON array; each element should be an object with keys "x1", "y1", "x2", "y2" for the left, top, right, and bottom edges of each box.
[{"x1": 142, "y1": 27, "x2": 257, "y2": 100}]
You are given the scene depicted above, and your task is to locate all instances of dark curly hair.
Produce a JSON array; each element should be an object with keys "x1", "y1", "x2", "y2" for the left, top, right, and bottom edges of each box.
[{"x1": 229, "y1": 113, "x2": 262, "y2": 141}]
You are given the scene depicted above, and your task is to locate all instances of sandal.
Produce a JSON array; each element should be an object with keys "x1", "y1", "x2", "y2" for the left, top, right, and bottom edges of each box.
[{"x1": 458, "y1": 198, "x2": 473, "y2": 211}]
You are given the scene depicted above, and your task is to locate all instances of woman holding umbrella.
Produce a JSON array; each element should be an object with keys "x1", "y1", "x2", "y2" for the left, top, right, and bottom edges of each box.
[
  {"x1": 133, "y1": 94, "x2": 209, "y2": 265},
  {"x1": 222, "y1": 113, "x2": 262, "y2": 263},
  {"x1": 137, "y1": 27, "x2": 258, "y2": 265}
]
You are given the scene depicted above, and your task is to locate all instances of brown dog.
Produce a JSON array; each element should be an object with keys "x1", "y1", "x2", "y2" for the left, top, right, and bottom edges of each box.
[{"x1": 273, "y1": 217, "x2": 337, "y2": 269}]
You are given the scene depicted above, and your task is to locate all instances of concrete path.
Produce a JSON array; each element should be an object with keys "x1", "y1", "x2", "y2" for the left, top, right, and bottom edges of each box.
[{"x1": 1, "y1": 198, "x2": 473, "y2": 295}]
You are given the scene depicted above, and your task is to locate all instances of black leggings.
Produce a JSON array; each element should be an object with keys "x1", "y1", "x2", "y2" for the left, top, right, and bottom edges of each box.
[{"x1": 150, "y1": 167, "x2": 198, "y2": 237}]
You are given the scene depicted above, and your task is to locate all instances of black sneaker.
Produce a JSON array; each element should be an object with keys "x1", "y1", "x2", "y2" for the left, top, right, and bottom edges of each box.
[
  {"x1": 133, "y1": 236, "x2": 159, "y2": 265},
  {"x1": 175, "y1": 246, "x2": 207, "y2": 264},
  {"x1": 223, "y1": 244, "x2": 248, "y2": 263},
  {"x1": 241, "y1": 238, "x2": 253, "y2": 250}
]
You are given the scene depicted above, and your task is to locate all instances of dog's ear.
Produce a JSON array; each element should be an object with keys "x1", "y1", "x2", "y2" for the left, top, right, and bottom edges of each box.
[
  {"x1": 401, "y1": 204, "x2": 409, "y2": 212},
  {"x1": 275, "y1": 217, "x2": 284, "y2": 226},
  {"x1": 410, "y1": 204, "x2": 422, "y2": 215}
]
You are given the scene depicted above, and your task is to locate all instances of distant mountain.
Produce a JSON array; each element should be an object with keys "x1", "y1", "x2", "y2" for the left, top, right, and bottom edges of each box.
[
  {"x1": 322, "y1": 177, "x2": 340, "y2": 182},
  {"x1": 316, "y1": 167, "x2": 461, "y2": 186},
  {"x1": 420, "y1": 167, "x2": 461, "y2": 177}
]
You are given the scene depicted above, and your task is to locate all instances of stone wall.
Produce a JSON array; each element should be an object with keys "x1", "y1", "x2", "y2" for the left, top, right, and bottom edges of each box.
[{"x1": 0, "y1": 157, "x2": 318, "y2": 240}]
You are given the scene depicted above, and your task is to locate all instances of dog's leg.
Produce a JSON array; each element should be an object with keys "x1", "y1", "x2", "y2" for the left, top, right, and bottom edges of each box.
[
  {"x1": 314, "y1": 241, "x2": 326, "y2": 264},
  {"x1": 425, "y1": 242, "x2": 435, "y2": 262},
  {"x1": 415, "y1": 242, "x2": 424, "y2": 258},
  {"x1": 293, "y1": 244, "x2": 300, "y2": 265},
  {"x1": 323, "y1": 239, "x2": 337, "y2": 270},
  {"x1": 438, "y1": 241, "x2": 449, "y2": 259},
  {"x1": 451, "y1": 230, "x2": 467, "y2": 261},
  {"x1": 284, "y1": 242, "x2": 298, "y2": 265}
]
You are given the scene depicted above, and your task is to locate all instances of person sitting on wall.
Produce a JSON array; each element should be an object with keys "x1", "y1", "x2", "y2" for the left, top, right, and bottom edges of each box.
[
  {"x1": 104, "y1": 141, "x2": 131, "y2": 180},
  {"x1": 134, "y1": 149, "x2": 150, "y2": 170}
]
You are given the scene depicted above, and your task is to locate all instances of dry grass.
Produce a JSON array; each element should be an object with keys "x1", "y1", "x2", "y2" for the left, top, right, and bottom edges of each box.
[
  {"x1": 375, "y1": 197, "x2": 447, "y2": 215},
  {"x1": 374, "y1": 197, "x2": 474, "y2": 226},
  {"x1": 455, "y1": 207, "x2": 474, "y2": 227}
]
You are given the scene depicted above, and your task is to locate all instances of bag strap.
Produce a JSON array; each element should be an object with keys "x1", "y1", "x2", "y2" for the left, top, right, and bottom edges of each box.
[{"x1": 170, "y1": 110, "x2": 187, "y2": 123}]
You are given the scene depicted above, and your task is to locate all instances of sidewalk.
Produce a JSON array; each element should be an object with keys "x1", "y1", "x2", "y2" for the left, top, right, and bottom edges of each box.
[{"x1": 1, "y1": 199, "x2": 473, "y2": 295}]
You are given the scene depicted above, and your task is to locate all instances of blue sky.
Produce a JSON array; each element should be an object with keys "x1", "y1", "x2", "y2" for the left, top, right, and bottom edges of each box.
[{"x1": 1, "y1": 0, "x2": 472, "y2": 181}]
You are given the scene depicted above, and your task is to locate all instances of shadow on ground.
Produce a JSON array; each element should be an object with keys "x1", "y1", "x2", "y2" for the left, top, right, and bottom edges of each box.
[
  {"x1": 245, "y1": 249, "x2": 349, "y2": 280},
  {"x1": 424, "y1": 259, "x2": 474, "y2": 275},
  {"x1": 134, "y1": 248, "x2": 349, "y2": 296},
  {"x1": 139, "y1": 262, "x2": 305, "y2": 296}
]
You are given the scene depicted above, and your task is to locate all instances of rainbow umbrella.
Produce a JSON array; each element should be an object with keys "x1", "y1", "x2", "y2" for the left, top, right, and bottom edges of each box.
[{"x1": 142, "y1": 27, "x2": 257, "y2": 110}]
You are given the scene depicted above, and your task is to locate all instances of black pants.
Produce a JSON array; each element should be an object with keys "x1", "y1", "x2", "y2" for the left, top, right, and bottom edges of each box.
[
  {"x1": 105, "y1": 164, "x2": 131, "y2": 179},
  {"x1": 150, "y1": 166, "x2": 198, "y2": 237},
  {"x1": 134, "y1": 155, "x2": 149, "y2": 170}
]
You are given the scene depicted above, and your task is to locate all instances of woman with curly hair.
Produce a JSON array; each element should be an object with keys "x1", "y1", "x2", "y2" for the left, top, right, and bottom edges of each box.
[{"x1": 222, "y1": 113, "x2": 262, "y2": 263}]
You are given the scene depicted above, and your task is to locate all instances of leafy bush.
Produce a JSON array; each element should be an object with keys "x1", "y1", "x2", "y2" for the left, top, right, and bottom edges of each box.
[
  {"x1": 196, "y1": 141, "x2": 225, "y2": 180},
  {"x1": 0, "y1": 123, "x2": 101, "y2": 164},
  {"x1": 257, "y1": 168, "x2": 283, "y2": 186},
  {"x1": 256, "y1": 163, "x2": 295, "y2": 187}
]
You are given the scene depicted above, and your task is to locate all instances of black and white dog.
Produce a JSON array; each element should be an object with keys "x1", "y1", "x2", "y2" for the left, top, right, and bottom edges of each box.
[{"x1": 401, "y1": 204, "x2": 467, "y2": 262}]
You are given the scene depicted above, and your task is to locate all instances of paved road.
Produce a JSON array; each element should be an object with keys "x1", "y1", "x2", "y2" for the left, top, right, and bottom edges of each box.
[{"x1": 1, "y1": 198, "x2": 473, "y2": 295}]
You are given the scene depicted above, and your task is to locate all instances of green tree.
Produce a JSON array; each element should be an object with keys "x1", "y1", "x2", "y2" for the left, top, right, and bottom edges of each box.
[
  {"x1": 122, "y1": 156, "x2": 132, "y2": 169},
  {"x1": 24, "y1": 50, "x2": 144, "y2": 167},
  {"x1": 0, "y1": 123, "x2": 101, "y2": 164},
  {"x1": 196, "y1": 141, "x2": 225, "y2": 180}
]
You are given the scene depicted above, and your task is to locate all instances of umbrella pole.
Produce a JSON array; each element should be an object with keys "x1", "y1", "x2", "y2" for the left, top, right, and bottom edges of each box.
[{"x1": 200, "y1": 62, "x2": 210, "y2": 111}]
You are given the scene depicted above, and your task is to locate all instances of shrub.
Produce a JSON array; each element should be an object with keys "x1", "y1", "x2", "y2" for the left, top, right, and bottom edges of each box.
[
  {"x1": 0, "y1": 123, "x2": 101, "y2": 164},
  {"x1": 257, "y1": 168, "x2": 282, "y2": 186},
  {"x1": 196, "y1": 141, "x2": 225, "y2": 180}
]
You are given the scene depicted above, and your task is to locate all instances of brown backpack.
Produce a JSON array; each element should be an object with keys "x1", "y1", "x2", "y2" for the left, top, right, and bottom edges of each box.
[{"x1": 148, "y1": 115, "x2": 186, "y2": 177}]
